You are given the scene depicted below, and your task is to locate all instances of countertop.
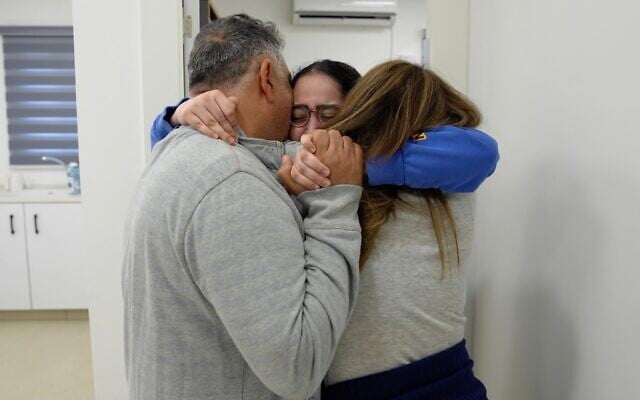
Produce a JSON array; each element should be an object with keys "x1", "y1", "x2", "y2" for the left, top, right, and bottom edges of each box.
[{"x1": 0, "y1": 189, "x2": 81, "y2": 204}]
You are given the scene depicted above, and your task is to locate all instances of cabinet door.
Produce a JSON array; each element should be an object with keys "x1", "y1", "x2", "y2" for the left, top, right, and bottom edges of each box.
[
  {"x1": 24, "y1": 203, "x2": 86, "y2": 309},
  {"x1": 0, "y1": 204, "x2": 31, "y2": 309}
]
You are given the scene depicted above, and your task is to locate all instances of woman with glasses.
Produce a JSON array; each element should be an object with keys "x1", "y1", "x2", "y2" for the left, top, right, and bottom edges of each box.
[
  {"x1": 287, "y1": 60, "x2": 360, "y2": 141},
  {"x1": 150, "y1": 59, "x2": 498, "y2": 193}
]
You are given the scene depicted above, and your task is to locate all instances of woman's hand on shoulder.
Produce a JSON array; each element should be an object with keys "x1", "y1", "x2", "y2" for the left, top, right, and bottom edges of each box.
[{"x1": 171, "y1": 89, "x2": 239, "y2": 145}]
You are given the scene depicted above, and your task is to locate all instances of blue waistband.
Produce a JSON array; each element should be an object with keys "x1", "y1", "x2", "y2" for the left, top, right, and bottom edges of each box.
[{"x1": 323, "y1": 340, "x2": 487, "y2": 400}]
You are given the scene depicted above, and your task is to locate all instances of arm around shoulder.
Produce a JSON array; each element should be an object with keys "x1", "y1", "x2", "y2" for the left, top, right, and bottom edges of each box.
[
  {"x1": 150, "y1": 98, "x2": 188, "y2": 148},
  {"x1": 366, "y1": 126, "x2": 500, "y2": 192}
]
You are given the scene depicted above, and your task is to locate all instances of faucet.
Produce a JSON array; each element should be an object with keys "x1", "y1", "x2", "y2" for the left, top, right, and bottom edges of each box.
[
  {"x1": 41, "y1": 156, "x2": 81, "y2": 195},
  {"x1": 41, "y1": 156, "x2": 67, "y2": 168}
]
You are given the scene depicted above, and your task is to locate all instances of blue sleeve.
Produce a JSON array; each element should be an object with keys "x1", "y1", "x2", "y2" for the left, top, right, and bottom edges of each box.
[
  {"x1": 150, "y1": 98, "x2": 189, "y2": 148},
  {"x1": 365, "y1": 126, "x2": 499, "y2": 192}
]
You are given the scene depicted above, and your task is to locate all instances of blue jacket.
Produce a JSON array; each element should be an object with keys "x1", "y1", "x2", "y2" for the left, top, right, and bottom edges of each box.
[
  {"x1": 151, "y1": 101, "x2": 499, "y2": 192},
  {"x1": 366, "y1": 126, "x2": 499, "y2": 192}
]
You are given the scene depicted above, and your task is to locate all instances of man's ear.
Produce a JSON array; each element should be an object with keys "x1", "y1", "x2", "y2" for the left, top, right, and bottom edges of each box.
[{"x1": 258, "y1": 58, "x2": 276, "y2": 103}]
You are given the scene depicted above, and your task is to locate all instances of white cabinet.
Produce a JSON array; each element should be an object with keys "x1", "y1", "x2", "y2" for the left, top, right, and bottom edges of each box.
[
  {"x1": 24, "y1": 203, "x2": 85, "y2": 309},
  {"x1": 0, "y1": 202, "x2": 86, "y2": 310},
  {"x1": 0, "y1": 204, "x2": 31, "y2": 309}
]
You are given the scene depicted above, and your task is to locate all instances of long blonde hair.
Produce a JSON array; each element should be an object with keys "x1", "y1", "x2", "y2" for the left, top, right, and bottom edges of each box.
[{"x1": 329, "y1": 60, "x2": 481, "y2": 272}]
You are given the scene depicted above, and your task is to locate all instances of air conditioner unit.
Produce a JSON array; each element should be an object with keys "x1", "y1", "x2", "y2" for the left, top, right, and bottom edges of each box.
[{"x1": 293, "y1": 0, "x2": 397, "y2": 27}]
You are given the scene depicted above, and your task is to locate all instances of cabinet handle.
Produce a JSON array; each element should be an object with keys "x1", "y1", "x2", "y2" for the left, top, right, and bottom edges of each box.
[
  {"x1": 34, "y1": 214, "x2": 39, "y2": 235},
  {"x1": 10, "y1": 214, "x2": 15, "y2": 235}
]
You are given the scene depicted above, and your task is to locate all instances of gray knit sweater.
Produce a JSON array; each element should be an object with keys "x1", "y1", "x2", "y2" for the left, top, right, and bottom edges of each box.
[
  {"x1": 325, "y1": 191, "x2": 476, "y2": 385},
  {"x1": 122, "y1": 127, "x2": 362, "y2": 400}
]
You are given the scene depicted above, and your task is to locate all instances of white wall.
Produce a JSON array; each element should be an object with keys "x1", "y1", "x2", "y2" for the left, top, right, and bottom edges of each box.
[
  {"x1": 213, "y1": 0, "x2": 425, "y2": 74},
  {"x1": 72, "y1": 0, "x2": 183, "y2": 398},
  {"x1": 0, "y1": 0, "x2": 72, "y2": 26},
  {"x1": 468, "y1": 1, "x2": 640, "y2": 399},
  {"x1": 425, "y1": 0, "x2": 470, "y2": 92},
  {"x1": 393, "y1": 0, "x2": 428, "y2": 65}
]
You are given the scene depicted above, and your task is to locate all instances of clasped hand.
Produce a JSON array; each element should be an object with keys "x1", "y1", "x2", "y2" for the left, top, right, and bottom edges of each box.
[{"x1": 278, "y1": 130, "x2": 364, "y2": 196}]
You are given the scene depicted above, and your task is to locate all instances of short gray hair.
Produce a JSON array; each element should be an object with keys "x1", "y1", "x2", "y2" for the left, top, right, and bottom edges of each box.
[{"x1": 188, "y1": 14, "x2": 285, "y2": 92}]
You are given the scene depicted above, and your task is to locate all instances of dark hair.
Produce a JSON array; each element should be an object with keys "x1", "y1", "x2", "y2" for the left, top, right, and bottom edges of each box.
[
  {"x1": 291, "y1": 59, "x2": 361, "y2": 96},
  {"x1": 188, "y1": 14, "x2": 284, "y2": 92}
]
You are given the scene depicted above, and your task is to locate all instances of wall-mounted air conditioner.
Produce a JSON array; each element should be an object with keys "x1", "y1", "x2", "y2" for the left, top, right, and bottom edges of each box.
[{"x1": 293, "y1": 0, "x2": 398, "y2": 27}]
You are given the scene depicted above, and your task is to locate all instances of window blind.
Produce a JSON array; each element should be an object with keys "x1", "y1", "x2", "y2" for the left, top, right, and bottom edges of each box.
[{"x1": 1, "y1": 27, "x2": 78, "y2": 165}]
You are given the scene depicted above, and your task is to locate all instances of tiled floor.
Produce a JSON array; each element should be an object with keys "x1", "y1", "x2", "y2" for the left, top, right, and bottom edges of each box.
[{"x1": 0, "y1": 310, "x2": 95, "y2": 400}]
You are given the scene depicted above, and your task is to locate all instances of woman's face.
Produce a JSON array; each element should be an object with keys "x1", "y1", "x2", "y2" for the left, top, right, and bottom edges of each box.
[{"x1": 289, "y1": 72, "x2": 345, "y2": 141}]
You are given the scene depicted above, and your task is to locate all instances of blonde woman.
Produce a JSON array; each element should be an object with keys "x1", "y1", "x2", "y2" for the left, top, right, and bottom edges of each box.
[{"x1": 280, "y1": 60, "x2": 491, "y2": 399}]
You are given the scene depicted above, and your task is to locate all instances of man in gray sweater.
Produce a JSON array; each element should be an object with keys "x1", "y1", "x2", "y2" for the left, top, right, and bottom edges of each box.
[{"x1": 122, "y1": 14, "x2": 364, "y2": 400}]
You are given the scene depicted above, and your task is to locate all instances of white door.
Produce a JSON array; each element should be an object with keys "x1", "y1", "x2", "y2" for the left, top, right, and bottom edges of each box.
[
  {"x1": 24, "y1": 203, "x2": 86, "y2": 309},
  {"x1": 0, "y1": 204, "x2": 31, "y2": 309}
]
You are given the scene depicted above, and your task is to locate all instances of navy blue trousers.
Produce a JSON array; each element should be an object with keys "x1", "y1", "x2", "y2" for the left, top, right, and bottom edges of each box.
[{"x1": 323, "y1": 340, "x2": 487, "y2": 400}]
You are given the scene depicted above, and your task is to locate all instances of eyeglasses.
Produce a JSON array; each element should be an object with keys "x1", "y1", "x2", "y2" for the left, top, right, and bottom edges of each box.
[{"x1": 289, "y1": 104, "x2": 341, "y2": 128}]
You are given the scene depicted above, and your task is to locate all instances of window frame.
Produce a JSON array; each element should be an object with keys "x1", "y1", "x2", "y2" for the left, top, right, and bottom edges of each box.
[{"x1": 0, "y1": 26, "x2": 77, "y2": 169}]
